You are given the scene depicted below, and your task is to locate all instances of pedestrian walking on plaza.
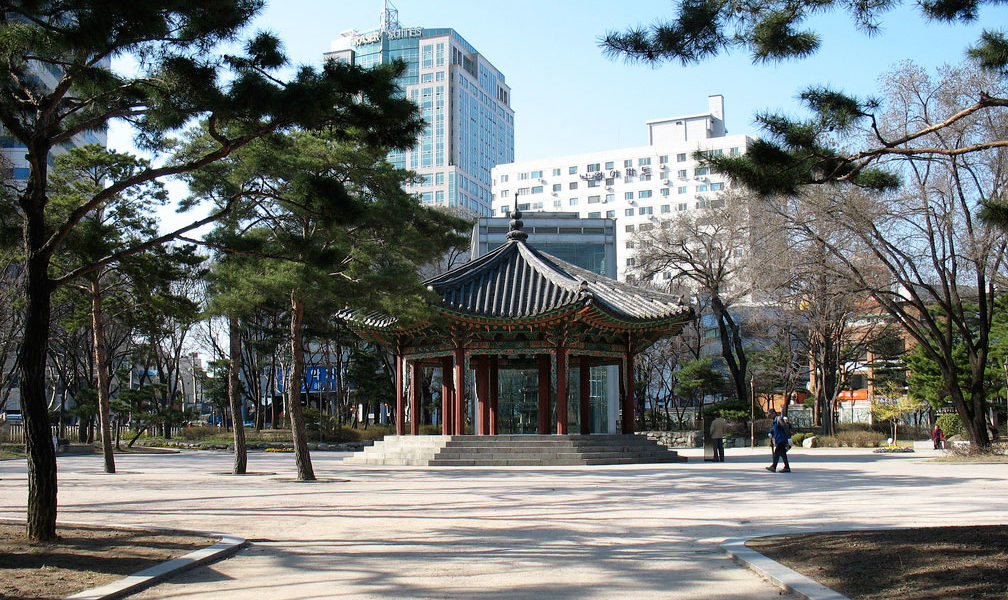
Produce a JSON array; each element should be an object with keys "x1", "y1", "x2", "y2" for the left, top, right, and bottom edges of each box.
[
  {"x1": 709, "y1": 414, "x2": 727, "y2": 462},
  {"x1": 932, "y1": 423, "x2": 944, "y2": 450},
  {"x1": 765, "y1": 409, "x2": 791, "y2": 473}
]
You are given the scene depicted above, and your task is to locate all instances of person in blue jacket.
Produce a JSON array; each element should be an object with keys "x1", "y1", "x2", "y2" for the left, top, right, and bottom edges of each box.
[{"x1": 765, "y1": 409, "x2": 792, "y2": 473}]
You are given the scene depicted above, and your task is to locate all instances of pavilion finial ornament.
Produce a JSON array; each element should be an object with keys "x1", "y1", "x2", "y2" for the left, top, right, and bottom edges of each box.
[{"x1": 507, "y1": 192, "x2": 528, "y2": 242}]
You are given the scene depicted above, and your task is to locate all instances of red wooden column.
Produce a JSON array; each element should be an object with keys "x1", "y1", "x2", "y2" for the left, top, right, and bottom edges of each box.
[
  {"x1": 409, "y1": 362, "x2": 421, "y2": 435},
  {"x1": 473, "y1": 356, "x2": 484, "y2": 434},
  {"x1": 536, "y1": 354, "x2": 551, "y2": 434},
  {"x1": 441, "y1": 356, "x2": 454, "y2": 435},
  {"x1": 453, "y1": 346, "x2": 465, "y2": 435},
  {"x1": 579, "y1": 358, "x2": 591, "y2": 434},
  {"x1": 556, "y1": 347, "x2": 568, "y2": 435},
  {"x1": 394, "y1": 351, "x2": 404, "y2": 435},
  {"x1": 623, "y1": 350, "x2": 636, "y2": 435},
  {"x1": 489, "y1": 355, "x2": 499, "y2": 435}
]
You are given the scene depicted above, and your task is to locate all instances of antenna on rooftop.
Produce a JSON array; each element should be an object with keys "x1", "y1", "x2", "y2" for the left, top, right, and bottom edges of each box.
[{"x1": 380, "y1": 0, "x2": 400, "y2": 32}]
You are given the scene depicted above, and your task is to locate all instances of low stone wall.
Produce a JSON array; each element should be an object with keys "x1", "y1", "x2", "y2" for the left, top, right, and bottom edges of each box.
[{"x1": 639, "y1": 430, "x2": 702, "y2": 448}]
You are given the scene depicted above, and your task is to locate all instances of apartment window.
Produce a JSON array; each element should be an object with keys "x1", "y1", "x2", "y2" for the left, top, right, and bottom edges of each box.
[
  {"x1": 677, "y1": 153, "x2": 687, "y2": 162},
  {"x1": 501, "y1": 174, "x2": 509, "y2": 182},
  {"x1": 552, "y1": 168, "x2": 561, "y2": 176},
  {"x1": 638, "y1": 157, "x2": 651, "y2": 166},
  {"x1": 606, "y1": 210, "x2": 616, "y2": 218},
  {"x1": 606, "y1": 177, "x2": 615, "y2": 186},
  {"x1": 661, "y1": 205, "x2": 671, "y2": 213},
  {"x1": 625, "y1": 208, "x2": 634, "y2": 216},
  {"x1": 588, "y1": 211, "x2": 601, "y2": 218},
  {"x1": 518, "y1": 203, "x2": 531, "y2": 210},
  {"x1": 626, "y1": 241, "x2": 635, "y2": 249},
  {"x1": 695, "y1": 167, "x2": 709, "y2": 176},
  {"x1": 552, "y1": 183, "x2": 562, "y2": 192},
  {"x1": 711, "y1": 182, "x2": 725, "y2": 191},
  {"x1": 588, "y1": 195, "x2": 601, "y2": 204},
  {"x1": 500, "y1": 189, "x2": 509, "y2": 198},
  {"x1": 639, "y1": 223, "x2": 653, "y2": 232},
  {"x1": 678, "y1": 203, "x2": 688, "y2": 211},
  {"x1": 588, "y1": 179, "x2": 600, "y2": 188},
  {"x1": 641, "y1": 174, "x2": 652, "y2": 182},
  {"x1": 639, "y1": 190, "x2": 652, "y2": 199},
  {"x1": 624, "y1": 159, "x2": 633, "y2": 167},
  {"x1": 730, "y1": 147, "x2": 741, "y2": 156},
  {"x1": 605, "y1": 161, "x2": 614, "y2": 169},
  {"x1": 587, "y1": 163, "x2": 600, "y2": 172},
  {"x1": 569, "y1": 166, "x2": 578, "y2": 174},
  {"x1": 532, "y1": 185, "x2": 543, "y2": 194},
  {"x1": 625, "y1": 224, "x2": 635, "y2": 232},
  {"x1": 660, "y1": 188, "x2": 670, "y2": 197},
  {"x1": 606, "y1": 193, "x2": 615, "y2": 203},
  {"x1": 639, "y1": 206, "x2": 653, "y2": 215},
  {"x1": 677, "y1": 169, "x2": 687, "y2": 178},
  {"x1": 518, "y1": 187, "x2": 529, "y2": 195},
  {"x1": 697, "y1": 184, "x2": 708, "y2": 192},
  {"x1": 531, "y1": 170, "x2": 543, "y2": 178},
  {"x1": 659, "y1": 155, "x2": 669, "y2": 164},
  {"x1": 624, "y1": 192, "x2": 634, "y2": 200},
  {"x1": 626, "y1": 258, "x2": 636, "y2": 267},
  {"x1": 569, "y1": 197, "x2": 578, "y2": 206},
  {"x1": 569, "y1": 181, "x2": 578, "y2": 190},
  {"x1": 677, "y1": 186, "x2": 687, "y2": 194},
  {"x1": 519, "y1": 172, "x2": 529, "y2": 180},
  {"x1": 553, "y1": 199, "x2": 562, "y2": 207}
]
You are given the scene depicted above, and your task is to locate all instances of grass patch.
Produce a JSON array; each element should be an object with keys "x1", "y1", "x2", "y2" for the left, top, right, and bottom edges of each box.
[
  {"x1": 0, "y1": 443, "x2": 24, "y2": 460},
  {"x1": 931, "y1": 454, "x2": 1008, "y2": 463}
]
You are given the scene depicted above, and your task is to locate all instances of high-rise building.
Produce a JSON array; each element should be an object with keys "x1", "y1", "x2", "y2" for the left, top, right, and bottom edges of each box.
[
  {"x1": 491, "y1": 96, "x2": 752, "y2": 281},
  {"x1": 326, "y1": 2, "x2": 514, "y2": 216}
]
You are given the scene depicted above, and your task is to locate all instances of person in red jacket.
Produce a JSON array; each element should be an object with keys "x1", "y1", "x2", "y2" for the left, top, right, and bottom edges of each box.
[{"x1": 932, "y1": 423, "x2": 944, "y2": 450}]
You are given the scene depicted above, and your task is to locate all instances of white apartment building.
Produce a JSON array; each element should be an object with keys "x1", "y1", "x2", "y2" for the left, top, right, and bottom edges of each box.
[{"x1": 491, "y1": 95, "x2": 751, "y2": 281}]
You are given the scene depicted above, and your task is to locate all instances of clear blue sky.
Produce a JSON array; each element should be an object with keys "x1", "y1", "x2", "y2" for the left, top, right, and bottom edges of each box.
[{"x1": 243, "y1": 0, "x2": 1005, "y2": 161}]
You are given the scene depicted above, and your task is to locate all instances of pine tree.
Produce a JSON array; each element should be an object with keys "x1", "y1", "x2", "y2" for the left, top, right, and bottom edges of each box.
[
  {"x1": 187, "y1": 130, "x2": 468, "y2": 480},
  {"x1": 0, "y1": 1, "x2": 426, "y2": 542},
  {"x1": 601, "y1": 0, "x2": 1007, "y2": 194}
]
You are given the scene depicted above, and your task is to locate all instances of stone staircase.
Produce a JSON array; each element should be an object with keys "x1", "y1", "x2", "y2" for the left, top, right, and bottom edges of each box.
[{"x1": 342, "y1": 434, "x2": 686, "y2": 466}]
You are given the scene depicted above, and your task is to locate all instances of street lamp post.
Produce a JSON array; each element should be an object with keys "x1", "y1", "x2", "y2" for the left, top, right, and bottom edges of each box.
[{"x1": 749, "y1": 376, "x2": 755, "y2": 449}]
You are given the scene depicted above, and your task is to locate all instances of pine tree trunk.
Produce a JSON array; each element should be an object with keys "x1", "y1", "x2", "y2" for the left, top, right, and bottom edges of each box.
[
  {"x1": 90, "y1": 278, "x2": 116, "y2": 474},
  {"x1": 21, "y1": 201, "x2": 58, "y2": 542},
  {"x1": 287, "y1": 291, "x2": 315, "y2": 481},
  {"x1": 228, "y1": 315, "x2": 247, "y2": 474}
]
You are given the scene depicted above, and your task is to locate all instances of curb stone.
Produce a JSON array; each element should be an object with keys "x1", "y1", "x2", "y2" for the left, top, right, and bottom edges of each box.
[
  {"x1": 62, "y1": 532, "x2": 247, "y2": 600},
  {"x1": 721, "y1": 538, "x2": 851, "y2": 600}
]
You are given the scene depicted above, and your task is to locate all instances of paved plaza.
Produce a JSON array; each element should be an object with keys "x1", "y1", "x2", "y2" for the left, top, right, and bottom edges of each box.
[{"x1": 1, "y1": 444, "x2": 1005, "y2": 599}]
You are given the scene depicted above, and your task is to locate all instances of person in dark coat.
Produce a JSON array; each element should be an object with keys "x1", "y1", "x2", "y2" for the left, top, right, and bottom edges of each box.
[{"x1": 765, "y1": 409, "x2": 792, "y2": 473}]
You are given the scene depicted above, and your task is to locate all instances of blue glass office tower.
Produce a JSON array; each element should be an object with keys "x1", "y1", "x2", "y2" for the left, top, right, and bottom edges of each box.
[{"x1": 326, "y1": 13, "x2": 514, "y2": 217}]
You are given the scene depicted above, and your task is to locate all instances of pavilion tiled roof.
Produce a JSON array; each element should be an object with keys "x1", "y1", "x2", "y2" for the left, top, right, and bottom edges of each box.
[
  {"x1": 425, "y1": 240, "x2": 689, "y2": 322},
  {"x1": 340, "y1": 208, "x2": 691, "y2": 333}
]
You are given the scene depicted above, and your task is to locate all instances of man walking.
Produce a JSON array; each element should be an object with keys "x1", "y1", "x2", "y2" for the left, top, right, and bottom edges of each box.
[
  {"x1": 709, "y1": 414, "x2": 727, "y2": 462},
  {"x1": 765, "y1": 409, "x2": 791, "y2": 473}
]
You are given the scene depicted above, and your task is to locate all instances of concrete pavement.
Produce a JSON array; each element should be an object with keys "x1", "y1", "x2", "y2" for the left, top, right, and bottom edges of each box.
[{"x1": 1, "y1": 443, "x2": 1004, "y2": 599}]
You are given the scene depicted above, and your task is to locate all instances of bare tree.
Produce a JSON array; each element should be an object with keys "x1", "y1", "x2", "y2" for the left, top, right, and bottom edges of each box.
[
  {"x1": 633, "y1": 195, "x2": 759, "y2": 405},
  {"x1": 775, "y1": 63, "x2": 1008, "y2": 447}
]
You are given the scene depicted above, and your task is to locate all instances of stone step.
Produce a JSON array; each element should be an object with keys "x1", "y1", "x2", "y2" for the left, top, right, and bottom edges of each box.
[{"x1": 343, "y1": 434, "x2": 684, "y2": 467}]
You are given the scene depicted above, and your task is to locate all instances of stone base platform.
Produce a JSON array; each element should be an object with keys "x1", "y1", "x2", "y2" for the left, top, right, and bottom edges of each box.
[{"x1": 342, "y1": 434, "x2": 687, "y2": 466}]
